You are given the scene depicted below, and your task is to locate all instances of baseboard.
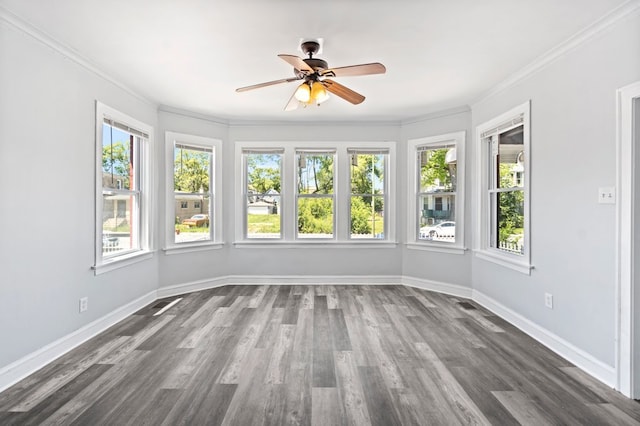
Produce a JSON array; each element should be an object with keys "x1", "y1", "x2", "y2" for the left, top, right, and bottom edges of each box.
[
  {"x1": 402, "y1": 276, "x2": 474, "y2": 298},
  {"x1": 0, "y1": 290, "x2": 156, "y2": 393},
  {"x1": 472, "y1": 290, "x2": 616, "y2": 388},
  {"x1": 0, "y1": 276, "x2": 617, "y2": 396}
]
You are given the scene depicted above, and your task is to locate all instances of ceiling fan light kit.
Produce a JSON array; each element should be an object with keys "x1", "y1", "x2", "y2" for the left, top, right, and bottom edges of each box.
[{"x1": 236, "y1": 39, "x2": 385, "y2": 111}]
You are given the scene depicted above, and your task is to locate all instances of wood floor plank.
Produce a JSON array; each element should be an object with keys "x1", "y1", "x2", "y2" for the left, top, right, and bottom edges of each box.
[
  {"x1": 491, "y1": 391, "x2": 555, "y2": 426},
  {"x1": 2, "y1": 285, "x2": 639, "y2": 425},
  {"x1": 265, "y1": 324, "x2": 295, "y2": 384},
  {"x1": 334, "y1": 351, "x2": 372, "y2": 426},
  {"x1": 283, "y1": 367, "x2": 312, "y2": 426},
  {"x1": 313, "y1": 296, "x2": 336, "y2": 388},
  {"x1": 358, "y1": 366, "x2": 402, "y2": 426},
  {"x1": 328, "y1": 308, "x2": 352, "y2": 351},
  {"x1": 311, "y1": 387, "x2": 344, "y2": 426}
]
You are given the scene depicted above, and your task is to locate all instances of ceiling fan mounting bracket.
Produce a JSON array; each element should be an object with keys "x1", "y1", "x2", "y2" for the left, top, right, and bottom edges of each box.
[{"x1": 300, "y1": 40, "x2": 320, "y2": 58}]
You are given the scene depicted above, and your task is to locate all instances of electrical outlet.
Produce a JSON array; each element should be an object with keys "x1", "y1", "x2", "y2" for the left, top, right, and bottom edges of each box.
[
  {"x1": 544, "y1": 293, "x2": 553, "y2": 309},
  {"x1": 79, "y1": 297, "x2": 88, "y2": 313}
]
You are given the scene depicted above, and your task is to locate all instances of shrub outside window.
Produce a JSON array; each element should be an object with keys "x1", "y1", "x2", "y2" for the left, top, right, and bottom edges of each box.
[
  {"x1": 296, "y1": 151, "x2": 335, "y2": 239},
  {"x1": 349, "y1": 150, "x2": 387, "y2": 239}
]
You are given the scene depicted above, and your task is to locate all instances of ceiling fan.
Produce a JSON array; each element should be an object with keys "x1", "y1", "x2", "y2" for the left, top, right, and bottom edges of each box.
[{"x1": 235, "y1": 40, "x2": 386, "y2": 111}]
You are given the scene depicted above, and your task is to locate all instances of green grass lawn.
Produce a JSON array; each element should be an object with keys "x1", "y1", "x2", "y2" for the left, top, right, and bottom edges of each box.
[{"x1": 248, "y1": 214, "x2": 280, "y2": 233}]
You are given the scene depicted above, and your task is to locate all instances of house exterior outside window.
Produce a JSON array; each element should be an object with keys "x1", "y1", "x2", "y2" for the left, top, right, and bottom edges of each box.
[
  {"x1": 407, "y1": 131, "x2": 465, "y2": 254},
  {"x1": 94, "y1": 102, "x2": 153, "y2": 273},
  {"x1": 165, "y1": 132, "x2": 223, "y2": 251}
]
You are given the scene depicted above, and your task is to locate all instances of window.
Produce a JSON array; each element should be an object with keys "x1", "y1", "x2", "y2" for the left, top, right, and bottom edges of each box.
[
  {"x1": 407, "y1": 131, "x2": 465, "y2": 253},
  {"x1": 235, "y1": 141, "x2": 396, "y2": 245},
  {"x1": 244, "y1": 150, "x2": 283, "y2": 239},
  {"x1": 166, "y1": 132, "x2": 222, "y2": 250},
  {"x1": 296, "y1": 150, "x2": 335, "y2": 239},
  {"x1": 349, "y1": 150, "x2": 388, "y2": 239},
  {"x1": 95, "y1": 102, "x2": 152, "y2": 272},
  {"x1": 476, "y1": 101, "x2": 531, "y2": 273}
]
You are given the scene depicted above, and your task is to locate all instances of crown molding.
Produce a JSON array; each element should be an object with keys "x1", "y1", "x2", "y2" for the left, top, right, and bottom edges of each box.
[
  {"x1": 401, "y1": 105, "x2": 471, "y2": 126},
  {"x1": 0, "y1": 5, "x2": 156, "y2": 107},
  {"x1": 158, "y1": 105, "x2": 231, "y2": 126},
  {"x1": 471, "y1": 0, "x2": 640, "y2": 107}
]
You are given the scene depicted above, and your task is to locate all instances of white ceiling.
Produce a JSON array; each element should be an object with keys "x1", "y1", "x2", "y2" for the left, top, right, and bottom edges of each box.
[{"x1": 0, "y1": 0, "x2": 628, "y2": 122}]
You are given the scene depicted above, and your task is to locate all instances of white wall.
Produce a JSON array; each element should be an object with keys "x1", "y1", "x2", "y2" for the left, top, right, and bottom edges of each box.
[
  {"x1": 0, "y1": 20, "x2": 159, "y2": 368},
  {"x1": 470, "y1": 11, "x2": 640, "y2": 367}
]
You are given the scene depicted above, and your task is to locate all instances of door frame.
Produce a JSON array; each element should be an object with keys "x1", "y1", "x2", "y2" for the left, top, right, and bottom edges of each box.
[{"x1": 616, "y1": 81, "x2": 640, "y2": 398}]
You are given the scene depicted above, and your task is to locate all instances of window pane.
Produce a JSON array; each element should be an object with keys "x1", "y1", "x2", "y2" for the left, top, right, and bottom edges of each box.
[
  {"x1": 498, "y1": 126, "x2": 524, "y2": 189},
  {"x1": 350, "y1": 154, "x2": 384, "y2": 195},
  {"x1": 174, "y1": 146, "x2": 211, "y2": 193},
  {"x1": 350, "y1": 195, "x2": 384, "y2": 239},
  {"x1": 419, "y1": 146, "x2": 457, "y2": 192},
  {"x1": 246, "y1": 152, "x2": 281, "y2": 239},
  {"x1": 175, "y1": 195, "x2": 211, "y2": 243},
  {"x1": 246, "y1": 153, "x2": 281, "y2": 193},
  {"x1": 298, "y1": 197, "x2": 334, "y2": 238},
  {"x1": 247, "y1": 195, "x2": 281, "y2": 238},
  {"x1": 102, "y1": 193, "x2": 138, "y2": 255},
  {"x1": 297, "y1": 153, "x2": 334, "y2": 194},
  {"x1": 418, "y1": 195, "x2": 455, "y2": 242},
  {"x1": 102, "y1": 124, "x2": 134, "y2": 190},
  {"x1": 493, "y1": 190, "x2": 524, "y2": 255}
]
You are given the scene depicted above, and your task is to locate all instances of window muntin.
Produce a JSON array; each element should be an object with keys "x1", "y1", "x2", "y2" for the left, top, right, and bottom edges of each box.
[
  {"x1": 417, "y1": 144, "x2": 457, "y2": 243},
  {"x1": 244, "y1": 150, "x2": 283, "y2": 239},
  {"x1": 349, "y1": 151, "x2": 387, "y2": 239},
  {"x1": 173, "y1": 143, "x2": 213, "y2": 244},
  {"x1": 296, "y1": 151, "x2": 335, "y2": 239},
  {"x1": 487, "y1": 125, "x2": 525, "y2": 254}
]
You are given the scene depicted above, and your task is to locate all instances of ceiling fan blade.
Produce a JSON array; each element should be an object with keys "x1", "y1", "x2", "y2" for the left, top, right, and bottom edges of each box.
[
  {"x1": 278, "y1": 54, "x2": 314, "y2": 73},
  {"x1": 284, "y1": 90, "x2": 300, "y2": 111},
  {"x1": 236, "y1": 77, "x2": 300, "y2": 92},
  {"x1": 321, "y1": 62, "x2": 386, "y2": 78},
  {"x1": 322, "y1": 79, "x2": 365, "y2": 105}
]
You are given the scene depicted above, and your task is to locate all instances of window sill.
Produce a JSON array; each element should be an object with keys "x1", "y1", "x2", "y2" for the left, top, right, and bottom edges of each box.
[
  {"x1": 233, "y1": 240, "x2": 398, "y2": 249},
  {"x1": 406, "y1": 242, "x2": 467, "y2": 255},
  {"x1": 163, "y1": 242, "x2": 225, "y2": 255},
  {"x1": 474, "y1": 249, "x2": 533, "y2": 275},
  {"x1": 93, "y1": 250, "x2": 154, "y2": 275}
]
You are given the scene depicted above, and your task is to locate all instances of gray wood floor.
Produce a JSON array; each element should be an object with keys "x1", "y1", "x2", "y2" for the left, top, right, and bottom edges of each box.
[{"x1": 1, "y1": 285, "x2": 639, "y2": 425}]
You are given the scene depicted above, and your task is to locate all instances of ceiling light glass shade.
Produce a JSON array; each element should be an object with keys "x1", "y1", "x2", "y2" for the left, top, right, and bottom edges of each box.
[
  {"x1": 311, "y1": 81, "x2": 329, "y2": 104},
  {"x1": 294, "y1": 83, "x2": 311, "y2": 103}
]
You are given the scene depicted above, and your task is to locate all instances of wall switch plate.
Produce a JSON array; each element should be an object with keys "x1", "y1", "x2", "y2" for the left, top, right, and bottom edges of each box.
[
  {"x1": 79, "y1": 297, "x2": 88, "y2": 313},
  {"x1": 544, "y1": 293, "x2": 553, "y2": 309},
  {"x1": 598, "y1": 187, "x2": 616, "y2": 204}
]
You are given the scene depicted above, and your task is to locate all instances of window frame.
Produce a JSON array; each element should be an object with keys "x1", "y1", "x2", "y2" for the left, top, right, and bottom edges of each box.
[
  {"x1": 475, "y1": 101, "x2": 532, "y2": 274},
  {"x1": 234, "y1": 141, "x2": 396, "y2": 246},
  {"x1": 94, "y1": 102, "x2": 153, "y2": 274},
  {"x1": 295, "y1": 149, "x2": 337, "y2": 240},
  {"x1": 406, "y1": 131, "x2": 466, "y2": 254},
  {"x1": 164, "y1": 131, "x2": 223, "y2": 253},
  {"x1": 348, "y1": 149, "x2": 389, "y2": 240}
]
